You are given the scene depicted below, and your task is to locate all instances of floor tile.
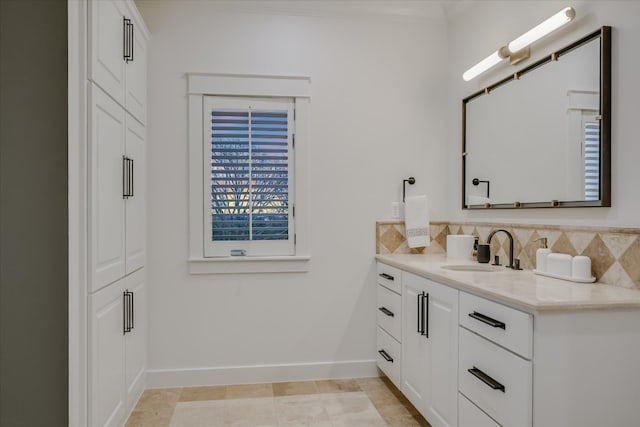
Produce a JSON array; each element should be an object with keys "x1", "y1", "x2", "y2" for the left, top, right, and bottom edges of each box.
[
  {"x1": 275, "y1": 394, "x2": 332, "y2": 426},
  {"x1": 315, "y1": 379, "x2": 361, "y2": 394},
  {"x1": 180, "y1": 385, "x2": 227, "y2": 402},
  {"x1": 170, "y1": 400, "x2": 226, "y2": 427},
  {"x1": 225, "y1": 383, "x2": 273, "y2": 399},
  {"x1": 322, "y1": 392, "x2": 387, "y2": 426},
  {"x1": 136, "y1": 388, "x2": 182, "y2": 411},
  {"x1": 222, "y1": 397, "x2": 278, "y2": 426},
  {"x1": 272, "y1": 381, "x2": 318, "y2": 397},
  {"x1": 125, "y1": 408, "x2": 174, "y2": 427}
]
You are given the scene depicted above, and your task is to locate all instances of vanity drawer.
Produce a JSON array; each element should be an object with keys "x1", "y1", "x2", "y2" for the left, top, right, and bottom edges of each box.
[
  {"x1": 459, "y1": 327, "x2": 531, "y2": 427},
  {"x1": 377, "y1": 263, "x2": 401, "y2": 294},
  {"x1": 377, "y1": 284, "x2": 401, "y2": 340},
  {"x1": 459, "y1": 393, "x2": 501, "y2": 427},
  {"x1": 459, "y1": 292, "x2": 533, "y2": 359},
  {"x1": 376, "y1": 326, "x2": 401, "y2": 388}
]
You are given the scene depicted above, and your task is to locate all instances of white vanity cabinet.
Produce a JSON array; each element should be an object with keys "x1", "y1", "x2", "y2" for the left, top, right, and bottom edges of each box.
[{"x1": 376, "y1": 255, "x2": 640, "y2": 427}]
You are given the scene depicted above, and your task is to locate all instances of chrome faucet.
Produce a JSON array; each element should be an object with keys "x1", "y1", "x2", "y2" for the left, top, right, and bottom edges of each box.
[{"x1": 487, "y1": 229, "x2": 517, "y2": 269}]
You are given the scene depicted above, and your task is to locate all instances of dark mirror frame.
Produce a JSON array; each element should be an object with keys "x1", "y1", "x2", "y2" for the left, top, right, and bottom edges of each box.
[{"x1": 462, "y1": 26, "x2": 611, "y2": 210}]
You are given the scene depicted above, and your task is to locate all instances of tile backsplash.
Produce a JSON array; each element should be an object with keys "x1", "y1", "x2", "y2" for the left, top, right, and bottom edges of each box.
[{"x1": 376, "y1": 221, "x2": 640, "y2": 290}]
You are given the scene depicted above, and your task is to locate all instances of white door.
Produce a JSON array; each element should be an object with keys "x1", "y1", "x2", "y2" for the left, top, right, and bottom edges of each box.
[
  {"x1": 124, "y1": 16, "x2": 147, "y2": 124},
  {"x1": 89, "y1": 280, "x2": 126, "y2": 427},
  {"x1": 425, "y1": 279, "x2": 459, "y2": 427},
  {"x1": 124, "y1": 269, "x2": 146, "y2": 408},
  {"x1": 402, "y1": 272, "x2": 431, "y2": 415},
  {"x1": 89, "y1": 0, "x2": 127, "y2": 105},
  {"x1": 90, "y1": 85, "x2": 126, "y2": 291},
  {"x1": 124, "y1": 114, "x2": 145, "y2": 274}
]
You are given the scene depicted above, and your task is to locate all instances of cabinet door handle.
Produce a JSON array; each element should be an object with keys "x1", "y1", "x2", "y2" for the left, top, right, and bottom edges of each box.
[
  {"x1": 378, "y1": 307, "x2": 394, "y2": 317},
  {"x1": 123, "y1": 291, "x2": 131, "y2": 334},
  {"x1": 378, "y1": 349, "x2": 393, "y2": 363},
  {"x1": 378, "y1": 273, "x2": 394, "y2": 281},
  {"x1": 122, "y1": 156, "x2": 128, "y2": 199},
  {"x1": 422, "y1": 293, "x2": 429, "y2": 338},
  {"x1": 417, "y1": 292, "x2": 424, "y2": 334},
  {"x1": 129, "y1": 291, "x2": 134, "y2": 330},
  {"x1": 123, "y1": 17, "x2": 133, "y2": 62},
  {"x1": 468, "y1": 366, "x2": 505, "y2": 392},
  {"x1": 468, "y1": 311, "x2": 506, "y2": 329},
  {"x1": 129, "y1": 158, "x2": 134, "y2": 198}
]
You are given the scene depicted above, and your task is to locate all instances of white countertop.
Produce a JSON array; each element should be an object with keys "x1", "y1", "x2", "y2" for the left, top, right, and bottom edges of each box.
[{"x1": 376, "y1": 254, "x2": 640, "y2": 312}]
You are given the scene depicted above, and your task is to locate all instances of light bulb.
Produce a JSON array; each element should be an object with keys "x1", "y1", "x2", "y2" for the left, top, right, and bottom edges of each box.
[
  {"x1": 507, "y1": 7, "x2": 575, "y2": 54},
  {"x1": 462, "y1": 50, "x2": 504, "y2": 82}
]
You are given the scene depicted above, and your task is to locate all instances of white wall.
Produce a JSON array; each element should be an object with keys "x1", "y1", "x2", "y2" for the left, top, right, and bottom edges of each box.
[
  {"x1": 137, "y1": 1, "x2": 448, "y2": 384},
  {"x1": 447, "y1": 0, "x2": 640, "y2": 227}
]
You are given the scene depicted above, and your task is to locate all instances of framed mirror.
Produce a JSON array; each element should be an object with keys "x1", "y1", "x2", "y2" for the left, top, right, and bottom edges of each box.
[{"x1": 462, "y1": 26, "x2": 611, "y2": 209}]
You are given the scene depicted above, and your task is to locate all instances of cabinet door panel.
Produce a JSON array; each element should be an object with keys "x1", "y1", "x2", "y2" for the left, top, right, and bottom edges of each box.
[
  {"x1": 125, "y1": 114, "x2": 145, "y2": 274},
  {"x1": 91, "y1": 85, "x2": 126, "y2": 291},
  {"x1": 125, "y1": 270, "x2": 146, "y2": 407},
  {"x1": 401, "y1": 272, "x2": 431, "y2": 414},
  {"x1": 89, "y1": 0, "x2": 127, "y2": 105},
  {"x1": 425, "y1": 280, "x2": 459, "y2": 427},
  {"x1": 89, "y1": 281, "x2": 126, "y2": 427},
  {"x1": 124, "y1": 19, "x2": 147, "y2": 123}
]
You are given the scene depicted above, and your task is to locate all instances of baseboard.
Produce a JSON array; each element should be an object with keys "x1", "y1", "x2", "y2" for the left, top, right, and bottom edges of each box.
[{"x1": 146, "y1": 359, "x2": 379, "y2": 388}]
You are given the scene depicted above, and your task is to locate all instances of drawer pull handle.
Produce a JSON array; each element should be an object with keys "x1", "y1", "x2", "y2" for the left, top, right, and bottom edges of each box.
[
  {"x1": 468, "y1": 311, "x2": 506, "y2": 329},
  {"x1": 468, "y1": 367, "x2": 505, "y2": 392},
  {"x1": 378, "y1": 349, "x2": 393, "y2": 363},
  {"x1": 379, "y1": 273, "x2": 394, "y2": 281},
  {"x1": 378, "y1": 307, "x2": 394, "y2": 317}
]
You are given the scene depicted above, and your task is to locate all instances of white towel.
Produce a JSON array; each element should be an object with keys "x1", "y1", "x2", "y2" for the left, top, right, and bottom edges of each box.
[{"x1": 404, "y1": 195, "x2": 430, "y2": 248}]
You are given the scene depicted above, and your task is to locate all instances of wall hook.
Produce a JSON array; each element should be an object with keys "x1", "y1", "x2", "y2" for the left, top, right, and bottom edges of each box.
[{"x1": 403, "y1": 177, "x2": 416, "y2": 202}]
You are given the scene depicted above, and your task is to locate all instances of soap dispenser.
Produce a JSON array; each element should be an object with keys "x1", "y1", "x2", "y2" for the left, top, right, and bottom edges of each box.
[{"x1": 535, "y1": 237, "x2": 552, "y2": 272}]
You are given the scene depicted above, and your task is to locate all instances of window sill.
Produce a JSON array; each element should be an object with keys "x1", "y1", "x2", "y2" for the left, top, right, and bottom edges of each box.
[{"x1": 188, "y1": 256, "x2": 311, "y2": 274}]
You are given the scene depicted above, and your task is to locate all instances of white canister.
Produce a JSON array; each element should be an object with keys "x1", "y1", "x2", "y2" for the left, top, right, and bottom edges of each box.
[
  {"x1": 546, "y1": 253, "x2": 573, "y2": 277},
  {"x1": 446, "y1": 235, "x2": 476, "y2": 261},
  {"x1": 572, "y1": 256, "x2": 592, "y2": 280}
]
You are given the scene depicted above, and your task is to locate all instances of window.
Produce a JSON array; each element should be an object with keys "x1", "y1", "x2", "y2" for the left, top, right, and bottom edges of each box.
[
  {"x1": 187, "y1": 73, "x2": 310, "y2": 273},
  {"x1": 203, "y1": 97, "x2": 295, "y2": 257}
]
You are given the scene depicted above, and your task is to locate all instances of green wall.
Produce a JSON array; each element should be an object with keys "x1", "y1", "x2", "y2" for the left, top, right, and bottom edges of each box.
[{"x1": 0, "y1": 0, "x2": 69, "y2": 425}]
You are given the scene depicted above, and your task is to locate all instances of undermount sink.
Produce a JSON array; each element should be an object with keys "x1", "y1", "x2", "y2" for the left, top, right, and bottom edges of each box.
[{"x1": 440, "y1": 264, "x2": 504, "y2": 272}]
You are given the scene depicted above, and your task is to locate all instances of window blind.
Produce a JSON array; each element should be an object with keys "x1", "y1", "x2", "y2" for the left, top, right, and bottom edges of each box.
[
  {"x1": 584, "y1": 120, "x2": 600, "y2": 201},
  {"x1": 210, "y1": 108, "x2": 290, "y2": 242}
]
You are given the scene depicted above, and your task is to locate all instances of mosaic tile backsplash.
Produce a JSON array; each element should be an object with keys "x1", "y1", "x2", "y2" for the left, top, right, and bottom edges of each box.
[{"x1": 376, "y1": 221, "x2": 640, "y2": 290}]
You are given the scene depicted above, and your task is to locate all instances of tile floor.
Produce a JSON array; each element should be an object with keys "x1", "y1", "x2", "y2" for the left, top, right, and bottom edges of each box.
[{"x1": 125, "y1": 377, "x2": 431, "y2": 427}]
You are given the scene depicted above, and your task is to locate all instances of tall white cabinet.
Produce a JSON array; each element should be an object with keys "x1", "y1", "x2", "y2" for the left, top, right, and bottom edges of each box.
[{"x1": 86, "y1": 1, "x2": 149, "y2": 426}]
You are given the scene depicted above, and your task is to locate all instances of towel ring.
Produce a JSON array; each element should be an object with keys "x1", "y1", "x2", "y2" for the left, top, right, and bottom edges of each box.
[{"x1": 403, "y1": 177, "x2": 416, "y2": 202}]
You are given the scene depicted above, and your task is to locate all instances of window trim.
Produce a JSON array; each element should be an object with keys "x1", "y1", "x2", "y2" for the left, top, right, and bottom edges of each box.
[{"x1": 187, "y1": 73, "x2": 310, "y2": 274}]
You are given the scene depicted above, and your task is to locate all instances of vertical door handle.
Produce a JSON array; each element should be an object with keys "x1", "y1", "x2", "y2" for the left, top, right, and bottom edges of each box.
[
  {"x1": 130, "y1": 158, "x2": 134, "y2": 197},
  {"x1": 129, "y1": 291, "x2": 134, "y2": 330},
  {"x1": 123, "y1": 291, "x2": 130, "y2": 334},
  {"x1": 422, "y1": 293, "x2": 430, "y2": 338},
  {"x1": 123, "y1": 17, "x2": 133, "y2": 62},
  {"x1": 417, "y1": 292, "x2": 424, "y2": 334},
  {"x1": 122, "y1": 156, "x2": 128, "y2": 199}
]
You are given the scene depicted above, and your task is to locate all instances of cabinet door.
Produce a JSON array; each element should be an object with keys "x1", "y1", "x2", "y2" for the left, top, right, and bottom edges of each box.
[
  {"x1": 125, "y1": 114, "x2": 145, "y2": 274},
  {"x1": 90, "y1": 85, "x2": 126, "y2": 291},
  {"x1": 402, "y1": 272, "x2": 431, "y2": 414},
  {"x1": 124, "y1": 270, "x2": 146, "y2": 408},
  {"x1": 89, "y1": 0, "x2": 127, "y2": 105},
  {"x1": 89, "y1": 281, "x2": 126, "y2": 427},
  {"x1": 425, "y1": 280, "x2": 459, "y2": 427},
  {"x1": 124, "y1": 15, "x2": 147, "y2": 124}
]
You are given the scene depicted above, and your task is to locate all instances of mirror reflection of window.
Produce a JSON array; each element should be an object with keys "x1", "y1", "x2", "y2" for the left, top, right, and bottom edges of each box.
[{"x1": 583, "y1": 116, "x2": 600, "y2": 201}]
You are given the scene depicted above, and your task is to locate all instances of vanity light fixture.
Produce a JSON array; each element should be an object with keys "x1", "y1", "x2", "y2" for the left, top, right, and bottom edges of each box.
[{"x1": 462, "y1": 6, "x2": 576, "y2": 81}]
